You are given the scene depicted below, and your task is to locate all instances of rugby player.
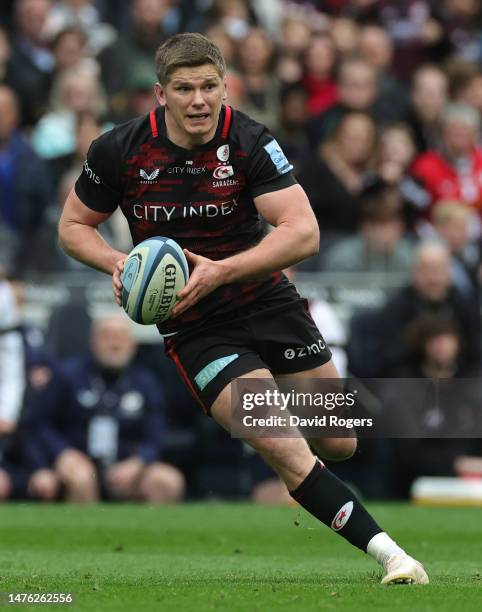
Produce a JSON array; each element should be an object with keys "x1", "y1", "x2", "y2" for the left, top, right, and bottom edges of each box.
[{"x1": 58, "y1": 33, "x2": 428, "y2": 585}]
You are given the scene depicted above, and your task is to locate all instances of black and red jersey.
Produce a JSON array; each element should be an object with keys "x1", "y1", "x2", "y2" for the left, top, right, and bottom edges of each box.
[{"x1": 75, "y1": 105, "x2": 296, "y2": 334}]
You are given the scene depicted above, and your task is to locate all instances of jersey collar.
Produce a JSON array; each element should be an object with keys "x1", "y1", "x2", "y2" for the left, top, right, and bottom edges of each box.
[{"x1": 153, "y1": 105, "x2": 229, "y2": 153}]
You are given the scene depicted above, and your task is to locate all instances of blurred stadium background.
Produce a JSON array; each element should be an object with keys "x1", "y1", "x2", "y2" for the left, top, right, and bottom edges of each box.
[{"x1": 1, "y1": 0, "x2": 482, "y2": 507}]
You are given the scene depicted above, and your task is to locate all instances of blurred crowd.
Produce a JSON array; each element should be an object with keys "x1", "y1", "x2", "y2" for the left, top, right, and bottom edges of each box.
[{"x1": 1, "y1": 0, "x2": 482, "y2": 502}]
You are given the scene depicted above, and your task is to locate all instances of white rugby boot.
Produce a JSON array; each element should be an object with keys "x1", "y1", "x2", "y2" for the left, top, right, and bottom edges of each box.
[{"x1": 381, "y1": 554, "x2": 429, "y2": 585}]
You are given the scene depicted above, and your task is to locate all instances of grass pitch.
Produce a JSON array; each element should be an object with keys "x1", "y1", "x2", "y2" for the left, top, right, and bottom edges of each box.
[{"x1": 0, "y1": 502, "x2": 480, "y2": 611}]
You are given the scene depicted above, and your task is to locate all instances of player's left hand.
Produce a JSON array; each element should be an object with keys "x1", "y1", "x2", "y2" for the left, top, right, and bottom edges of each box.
[{"x1": 172, "y1": 249, "x2": 228, "y2": 317}]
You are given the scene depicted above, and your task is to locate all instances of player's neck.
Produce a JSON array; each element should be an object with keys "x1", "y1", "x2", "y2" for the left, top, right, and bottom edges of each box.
[{"x1": 164, "y1": 109, "x2": 218, "y2": 150}]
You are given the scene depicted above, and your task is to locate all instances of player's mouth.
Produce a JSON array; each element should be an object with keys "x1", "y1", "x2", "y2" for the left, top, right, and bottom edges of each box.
[{"x1": 187, "y1": 113, "x2": 210, "y2": 121}]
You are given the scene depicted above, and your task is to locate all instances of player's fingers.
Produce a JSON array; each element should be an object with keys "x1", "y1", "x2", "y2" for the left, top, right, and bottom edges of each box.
[
  {"x1": 177, "y1": 280, "x2": 196, "y2": 299},
  {"x1": 172, "y1": 293, "x2": 197, "y2": 317},
  {"x1": 112, "y1": 283, "x2": 122, "y2": 306},
  {"x1": 183, "y1": 249, "x2": 199, "y2": 266}
]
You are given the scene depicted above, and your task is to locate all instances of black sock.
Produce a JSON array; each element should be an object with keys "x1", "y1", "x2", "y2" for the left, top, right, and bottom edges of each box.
[{"x1": 289, "y1": 460, "x2": 382, "y2": 552}]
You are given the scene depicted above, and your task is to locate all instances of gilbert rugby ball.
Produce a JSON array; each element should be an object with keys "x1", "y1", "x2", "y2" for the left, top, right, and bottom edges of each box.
[{"x1": 120, "y1": 237, "x2": 189, "y2": 325}]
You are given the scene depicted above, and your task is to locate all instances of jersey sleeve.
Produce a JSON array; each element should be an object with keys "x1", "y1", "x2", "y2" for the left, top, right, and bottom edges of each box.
[
  {"x1": 245, "y1": 128, "x2": 297, "y2": 198},
  {"x1": 74, "y1": 129, "x2": 122, "y2": 213}
]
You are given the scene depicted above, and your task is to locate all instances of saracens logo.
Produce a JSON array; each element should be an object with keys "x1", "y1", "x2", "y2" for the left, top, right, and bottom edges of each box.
[
  {"x1": 213, "y1": 165, "x2": 234, "y2": 179},
  {"x1": 331, "y1": 501, "x2": 354, "y2": 531}
]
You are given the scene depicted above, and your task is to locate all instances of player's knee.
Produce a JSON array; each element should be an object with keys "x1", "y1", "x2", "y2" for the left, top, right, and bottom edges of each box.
[
  {"x1": 138, "y1": 463, "x2": 185, "y2": 504},
  {"x1": 310, "y1": 436, "x2": 357, "y2": 461},
  {"x1": 0, "y1": 469, "x2": 12, "y2": 500}
]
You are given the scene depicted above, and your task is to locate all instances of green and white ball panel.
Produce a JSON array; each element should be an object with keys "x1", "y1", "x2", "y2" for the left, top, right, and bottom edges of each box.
[{"x1": 120, "y1": 237, "x2": 189, "y2": 325}]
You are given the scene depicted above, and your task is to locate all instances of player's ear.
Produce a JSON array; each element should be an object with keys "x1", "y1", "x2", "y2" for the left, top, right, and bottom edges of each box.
[
  {"x1": 155, "y1": 82, "x2": 167, "y2": 107},
  {"x1": 222, "y1": 77, "x2": 228, "y2": 101}
]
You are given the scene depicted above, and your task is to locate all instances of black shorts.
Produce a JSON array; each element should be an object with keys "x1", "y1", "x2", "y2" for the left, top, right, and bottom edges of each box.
[{"x1": 164, "y1": 283, "x2": 332, "y2": 413}]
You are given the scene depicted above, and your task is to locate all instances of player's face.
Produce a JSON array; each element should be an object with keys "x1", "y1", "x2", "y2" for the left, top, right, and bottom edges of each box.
[{"x1": 156, "y1": 63, "x2": 227, "y2": 148}]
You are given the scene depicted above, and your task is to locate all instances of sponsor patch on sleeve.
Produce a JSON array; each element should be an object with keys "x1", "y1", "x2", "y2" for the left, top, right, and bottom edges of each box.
[{"x1": 263, "y1": 139, "x2": 293, "y2": 175}]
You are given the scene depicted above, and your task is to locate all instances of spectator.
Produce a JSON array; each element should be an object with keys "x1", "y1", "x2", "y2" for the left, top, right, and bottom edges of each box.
[
  {"x1": 442, "y1": 0, "x2": 482, "y2": 64},
  {"x1": 0, "y1": 85, "x2": 52, "y2": 272},
  {"x1": 0, "y1": 278, "x2": 24, "y2": 434},
  {"x1": 0, "y1": 279, "x2": 58, "y2": 501},
  {"x1": 108, "y1": 63, "x2": 157, "y2": 124},
  {"x1": 209, "y1": 0, "x2": 252, "y2": 41},
  {"x1": 411, "y1": 103, "x2": 482, "y2": 217},
  {"x1": 31, "y1": 66, "x2": 107, "y2": 160},
  {"x1": 306, "y1": 56, "x2": 378, "y2": 149},
  {"x1": 33, "y1": 315, "x2": 185, "y2": 503},
  {"x1": 5, "y1": 0, "x2": 54, "y2": 126},
  {"x1": 376, "y1": 241, "x2": 480, "y2": 375},
  {"x1": 376, "y1": 0, "x2": 445, "y2": 80},
  {"x1": 273, "y1": 84, "x2": 309, "y2": 174},
  {"x1": 236, "y1": 27, "x2": 280, "y2": 132},
  {"x1": 204, "y1": 23, "x2": 237, "y2": 70},
  {"x1": 331, "y1": 17, "x2": 360, "y2": 57},
  {"x1": 385, "y1": 317, "x2": 477, "y2": 497},
  {"x1": 405, "y1": 65, "x2": 448, "y2": 153},
  {"x1": 275, "y1": 15, "x2": 311, "y2": 85},
  {"x1": 431, "y1": 200, "x2": 481, "y2": 297},
  {"x1": 98, "y1": 0, "x2": 170, "y2": 100},
  {"x1": 402, "y1": 316, "x2": 467, "y2": 378},
  {"x1": 357, "y1": 24, "x2": 409, "y2": 124},
  {"x1": 44, "y1": 0, "x2": 116, "y2": 56},
  {"x1": 446, "y1": 60, "x2": 482, "y2": 115},
  {"x1": 376, "y1": 124, "x2": 431, "y2": 225},
  {"x1": 302, "y1": 32, "x2": 338, "y2": 116},
  {"x1": 49, "y1": 26, "x2": 94, "y2": 75},
  {"x1": 0, "y1": 26, "x2": 10, "y2": 82},
  {"x1": 299, "y1": 111, "x2": 376, "y2": 237},
  {"x1": 321, "y1": 187, "x2": 414, "y2": 274}
]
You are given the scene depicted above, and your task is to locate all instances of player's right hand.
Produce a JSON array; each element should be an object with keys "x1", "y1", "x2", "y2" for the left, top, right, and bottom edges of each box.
[{"x1": 112, "y1": 257, "x2": 126, "y2": 306}]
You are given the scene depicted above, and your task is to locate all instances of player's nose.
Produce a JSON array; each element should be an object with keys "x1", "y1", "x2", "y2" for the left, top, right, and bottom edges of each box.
[{"x1": 192, "y1": 88, "x2": 206, "y2": 107}]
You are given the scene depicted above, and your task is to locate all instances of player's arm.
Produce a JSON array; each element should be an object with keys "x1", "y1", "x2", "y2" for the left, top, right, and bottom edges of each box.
[
  {"x1": 58, "y1": 189, "x2": 127, "y2": 276},
  {"x1": 223, "y1": 183, "x2": 319, "y2": 281},
  {"x1": 58, "y1": 130, "x2": 128, "y2": 302},
  {"x1": 174, "y1": 184, "x2": 318, "y2": 316}
]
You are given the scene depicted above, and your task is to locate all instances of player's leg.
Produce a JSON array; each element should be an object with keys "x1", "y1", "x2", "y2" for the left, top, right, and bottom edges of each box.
[
  {"x1": 136, "y1": 462, "x2": 186, "y2": 504},
  {"x1": 55, "y1": 449, "x2": 100, "y2": 502},
  {"x1": 211, "y1": 368, "x2": 317, "y2": 490},
  {"x1": 275, "y1": 359, "x2": 357, "y2": 461},
  {"x1": 213, "y1": 370, "x2": 428, "y2": 585}
]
